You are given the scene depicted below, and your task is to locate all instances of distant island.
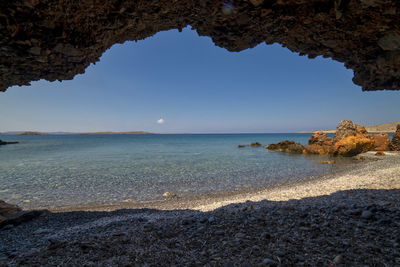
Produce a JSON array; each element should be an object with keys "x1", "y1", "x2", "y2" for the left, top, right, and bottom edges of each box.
[
  {"x1": 299, "y1": 121, "x2": 400, "y2": 133},
  {"x1": 17, "y1": 131, "x2": 47, "y2": 135},
  {"x1": 1, "y1": 131, "x2": 154, "y2": 135},
  {"x1": 79, "y1": 131, "x2": 154, "y2": 135}
]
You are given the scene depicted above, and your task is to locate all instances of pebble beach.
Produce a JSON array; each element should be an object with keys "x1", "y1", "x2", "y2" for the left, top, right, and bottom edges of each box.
[{"x1": 1, "y1": 152, "x2": 399, "y2": 266}]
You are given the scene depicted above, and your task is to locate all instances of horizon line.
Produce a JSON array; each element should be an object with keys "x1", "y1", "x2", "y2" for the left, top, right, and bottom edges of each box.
[{"x1": 0, "y1": 130, "x2": 314, "y2": 135}]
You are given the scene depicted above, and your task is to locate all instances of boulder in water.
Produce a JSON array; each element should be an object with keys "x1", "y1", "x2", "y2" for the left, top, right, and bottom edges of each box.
[
  {"x1": 308, "y1": 132, "x2": 333, "y2": 146},
  {"x1": 304, "y1": 132, "x2": 332, "y2": 155},
  {"x1": 250, "y1": 142, "x2": 262, "y2": 147},
  {"x1": 0, "y1": 139, "x2": 19, "y2": 145},
  {"x1": 265, "y1": 140, "x2": 304, "y2": 154}
]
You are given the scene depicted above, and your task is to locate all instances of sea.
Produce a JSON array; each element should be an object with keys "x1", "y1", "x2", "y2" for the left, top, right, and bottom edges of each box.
[{"x1": 0, "y1": 133, "x2": 362, "y2": 209}]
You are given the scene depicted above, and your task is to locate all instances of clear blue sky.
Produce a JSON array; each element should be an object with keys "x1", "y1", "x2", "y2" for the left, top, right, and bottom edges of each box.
[{"x1": 1, "y1": 27, "x2": 399, "y2": 133}]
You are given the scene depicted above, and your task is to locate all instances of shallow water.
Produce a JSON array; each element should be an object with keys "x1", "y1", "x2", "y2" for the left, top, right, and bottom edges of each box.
[{"x1": 0, "y1": 133, "x2": 355, "y2": 208}]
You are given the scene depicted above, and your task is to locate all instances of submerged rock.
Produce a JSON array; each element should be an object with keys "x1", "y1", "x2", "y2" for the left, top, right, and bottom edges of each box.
[
  {"x1": 320, "y1": 160, "x2": 335, "y2": 164},
  {"x1": 389, "y1": 124, "x2": 400, "y2": 151}
]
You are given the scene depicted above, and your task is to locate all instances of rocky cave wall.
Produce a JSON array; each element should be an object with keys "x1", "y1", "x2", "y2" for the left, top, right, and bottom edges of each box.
[{"x1": 1, "y1": 0, "x2": 400, "y2": 92}]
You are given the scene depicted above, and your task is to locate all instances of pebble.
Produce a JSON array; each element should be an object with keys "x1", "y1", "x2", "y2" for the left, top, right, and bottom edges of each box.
[
  {"x1": 199, "y1": 217, "x2": 207, "y2": 223},
  {"x1": 215, "y1": 230, "x2": 224, "y2": 236},
  {"x1": 361, "y1": 210, "x2": 373, "y2": 219},
  {"x1": 275, "y1": 250, "x2": 286, "y2": 257},
  {"x1": 162, "y1": 192, "x2": 177, "y2": 198},
  {"x1": 260, "y1": 232, "x2": 271, "y2": 240},
  {"x1": 295, "y1": 254, "x2": 305, "y2": 262},
  {"x1": 33, "y1": 228, "x2": 53, "y2": 235},
  {"x1": 262, "y1": 258, "x2": 276, "y2": 265},
  {"x1": 333, "y1": 254, "x2": 344, "y2": 264}
]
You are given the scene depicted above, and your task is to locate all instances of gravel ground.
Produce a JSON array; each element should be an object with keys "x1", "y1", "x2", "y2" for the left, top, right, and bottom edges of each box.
[{"x1": 0, "y1": 153, "x2": 399, "y2": 266}]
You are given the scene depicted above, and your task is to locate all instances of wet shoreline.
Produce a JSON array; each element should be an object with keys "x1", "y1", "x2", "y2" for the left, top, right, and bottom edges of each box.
[{"x1": 38, "y1": 152, "x2": 399, "y2": 213}]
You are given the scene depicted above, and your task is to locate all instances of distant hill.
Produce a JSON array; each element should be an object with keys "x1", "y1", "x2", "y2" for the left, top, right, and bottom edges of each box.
[
  {"x1": 1, "y1": 131, "x2": 154, "y2": 135},
  {"x1": 365, "y1": 121, "x2": 400, "y2": 133},
  {"x1": 300, "y1": 121, "x2": 400, "y2": 133},
  {"x1": 79, "y1": 131, "x2": 154, "y2": 135},
  {"x1": 17, "y1": 131, "x2": 47, "y2": 135}
]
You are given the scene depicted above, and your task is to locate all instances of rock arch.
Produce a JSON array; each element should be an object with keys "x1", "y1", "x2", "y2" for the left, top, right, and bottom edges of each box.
[{"x1": 0, "y1": 0, "x2": 399, "y2": 91}]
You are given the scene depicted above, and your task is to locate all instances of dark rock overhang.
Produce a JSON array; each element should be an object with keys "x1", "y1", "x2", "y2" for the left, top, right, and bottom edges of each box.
[{"x1": 0, "y1": 0, "x2": 399, "y2": 92}]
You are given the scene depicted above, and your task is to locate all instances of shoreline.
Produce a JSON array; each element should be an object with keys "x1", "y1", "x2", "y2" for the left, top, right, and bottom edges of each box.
[
  {"x1": 42, "y1": 151, "x2": 400, "y2": 213},
  {"x1": 2, "y1": 152, "x2": 400, "y2": 266}
]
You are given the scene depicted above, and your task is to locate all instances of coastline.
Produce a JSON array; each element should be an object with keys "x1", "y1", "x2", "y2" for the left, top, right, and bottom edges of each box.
[
  {"x1": 2, "y1": 152, "x2": 400, "y2": 266},
  {"x1": 44, "y1": 151, "x2": 400, "y2": 213}
]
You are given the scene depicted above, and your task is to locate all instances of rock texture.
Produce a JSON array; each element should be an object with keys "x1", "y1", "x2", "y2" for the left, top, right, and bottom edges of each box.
[
  {"x1": 265, "y1": 140, "x2": 304, "y2": 154},
  {"x1": 389, "y1": 124, "x2": 400, "y2": 151},
  {"x1": 371, "y1": 133, "x2": 390, "y2": 151},
  {"x1": 250, "y1": 142, "x2": 262, "y2": 147},
  {"x1": 331, "y1": 135, "x2": 374, "y2": 157},
  {"x1": 0, "y1": 200, "x2": 43, "y2": 229},
  {"x1": 0, "y1": 1, "x2": 400, "y2": 92},
  {"x1": 303, "y1": 144, "x2": 329, "y2": 155},
  {"x1": 303, "y1": 132, "x2": 332, "y2": 155},
  {"x1": 0, "y1": 200, "x2": 21, "y2": 215},
  {"x1": 265, "y1": 120, "x2": 390, "y2": 157},
  {"x1": 332, "y1": 120, "x2": 358, "y2": 143},
  {"x1": 330, "y1": 120, "x2": 374, "y2": 156},
  {"x1": 308, "y1": 132, "x2": 333, "y2": 146}
]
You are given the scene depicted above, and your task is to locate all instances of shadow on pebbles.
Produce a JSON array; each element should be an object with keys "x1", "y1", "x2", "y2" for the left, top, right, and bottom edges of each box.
[{"x1": 1, "y1": 188, "x2": 400, "y2": 266}]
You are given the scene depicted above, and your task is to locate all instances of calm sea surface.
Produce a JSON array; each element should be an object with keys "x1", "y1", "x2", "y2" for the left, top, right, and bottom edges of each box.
[{"x1": 0, "y1": 133, "x2": 358, "y2": 208}]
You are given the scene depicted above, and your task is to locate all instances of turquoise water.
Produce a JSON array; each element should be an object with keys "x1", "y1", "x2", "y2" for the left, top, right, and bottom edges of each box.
[{"x1": 0, "y1": 134, "x2": 353, "y2": 208}]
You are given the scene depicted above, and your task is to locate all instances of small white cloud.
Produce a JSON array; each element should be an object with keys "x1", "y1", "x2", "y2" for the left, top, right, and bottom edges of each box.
[{"x1": 157, "y1": 118, "x2": 165, "y2": 124}]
